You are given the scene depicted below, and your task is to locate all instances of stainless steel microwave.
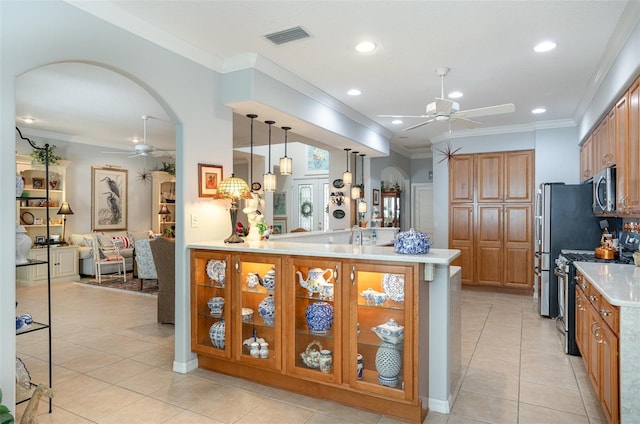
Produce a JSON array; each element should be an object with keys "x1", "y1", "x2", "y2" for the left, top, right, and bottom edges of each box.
[{"x1": 593, "y1": 166, "x2": 616, "y2": 213}]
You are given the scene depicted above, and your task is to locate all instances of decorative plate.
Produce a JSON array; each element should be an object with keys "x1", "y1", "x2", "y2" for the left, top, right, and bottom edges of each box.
[
  {"x1": 251, "y1": 182, "x2": 262, "y2": 191},
  {"x1": 333, "y1": 209, "x2": 345, "y2": 219},
  {"x1": 332, "y1": 178, "x2": 344, "y2": 188},
  {"x1": 21, "y1": 211, "x2": 34, "y2": 225},
  {"x1": 382, "y1": 273, "x2": 405, "y2": 302},
  {"x1": 206, "y1": 260, "x2": 226, "y2": 286}
]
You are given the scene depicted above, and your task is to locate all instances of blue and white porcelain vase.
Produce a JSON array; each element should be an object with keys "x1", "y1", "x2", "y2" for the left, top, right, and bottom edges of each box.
[
  {"x1": 375, "y1": 342, "x2": 402, "y2": 387},
  {"x1": 261, "y1": 267, "x2": 276, "y2": 291},
  {"x1": 16, "y1": 173, "x2": 24, "y2": 197},
  {"x1": 305, "y1": 301, "x2": 334, "y2": 334},
  {"x1": 209, "y1": 319, "x2": 226, "y2": 350},
  {"x1": 258, "y1": 294, "x2": 275, "y2": 327}
]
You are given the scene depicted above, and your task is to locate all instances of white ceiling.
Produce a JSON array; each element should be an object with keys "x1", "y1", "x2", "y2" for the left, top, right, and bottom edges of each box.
[{"x1": 15, "y1": 1, "x2": 640, "y2": 157}]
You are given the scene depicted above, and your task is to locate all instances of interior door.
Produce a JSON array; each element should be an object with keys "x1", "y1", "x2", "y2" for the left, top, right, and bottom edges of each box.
[
  {"x1": 293, "y1": 179, "x2": 329, "y2": 231},
  {"x1": 411, "y1": 183, "x2": 433, "y2": 237}
]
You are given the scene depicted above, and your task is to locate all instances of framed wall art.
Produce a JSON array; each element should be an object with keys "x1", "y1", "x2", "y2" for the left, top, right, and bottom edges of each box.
[
  {"x1": 305, "y1": 146, "x2": 329, "y2": 175},
  {"x1": 198, "y1": 163, "x2": 223, "y2": 197},
  {"x1": 32, "y1": 177, "x2": 44, "y2": 189},
  {"x1": 92, "y1": 166, "x2": 128, "y2": 231},
  {"x1": 373, "y1": 188, "x2": 380, "y2": 206},
  {"x1": 273, "y1": 192, "x2": 287, "y2": 216},
  {"x1": 273, "y1": 217, "x2": 287, "y2": 234}
]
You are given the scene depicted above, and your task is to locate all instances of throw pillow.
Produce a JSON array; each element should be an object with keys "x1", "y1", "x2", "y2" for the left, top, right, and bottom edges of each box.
[{"x1": 112, "y1": 236, "x2": 132, "y2": 249}]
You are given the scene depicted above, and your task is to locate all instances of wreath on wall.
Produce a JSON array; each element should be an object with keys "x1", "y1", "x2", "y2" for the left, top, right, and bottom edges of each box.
[{"x1": 300, "y1": 201, "x2": 313, "y2": 218}]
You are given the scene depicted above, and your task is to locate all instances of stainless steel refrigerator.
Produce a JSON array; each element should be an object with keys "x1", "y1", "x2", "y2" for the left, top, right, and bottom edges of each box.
[{"x1": 534, "y1": 182, "x2": 601, "y2": 317}]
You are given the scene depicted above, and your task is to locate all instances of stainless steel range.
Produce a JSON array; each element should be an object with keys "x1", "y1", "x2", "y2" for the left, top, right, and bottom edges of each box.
[{"x1": 555, "y1": 232, "x2": 639, "y2": 355}]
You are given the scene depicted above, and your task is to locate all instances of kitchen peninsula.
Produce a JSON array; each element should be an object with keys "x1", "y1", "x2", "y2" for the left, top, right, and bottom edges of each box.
[
  {"x1": 574, "y1": 262, "x2": 640, "y2": 424},
  {"x1": 187, "y1": 240, "x2": 460, "y2": 422}
]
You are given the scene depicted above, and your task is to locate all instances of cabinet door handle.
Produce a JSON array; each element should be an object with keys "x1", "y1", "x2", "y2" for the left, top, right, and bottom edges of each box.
[
  {"x1": 588, "y1": 295, "x2": 598, "y2": 302},
  {"x1": 350, "y1": 266, "x2": 355, "y2": 286},
  {"x1": 235, "y1": 258, "x2": 240, "y2": 272},
  {"x1": 333, "y1": 265, "x2": 339, "y2": 283},
  {"x1": 599, "y1": 309, "x2": 611, "y2": 317}
]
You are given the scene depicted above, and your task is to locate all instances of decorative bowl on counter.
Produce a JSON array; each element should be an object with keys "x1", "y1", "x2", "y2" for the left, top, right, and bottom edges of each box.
[
  {"x1": 372, "y1": 318, "x2": 405, "y2": 345},
  {"x1": 394, "y1": 228, "x2": 431, "y2": 254}
]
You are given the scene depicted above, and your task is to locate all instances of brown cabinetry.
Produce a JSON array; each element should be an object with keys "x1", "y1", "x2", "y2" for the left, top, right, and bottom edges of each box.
[
  {"x1": 575, "y1": 272, "x2": 619, "y2": 424},
  {"x1": 191, "y1": 249, "x2": 425, "y2": 422},
  {"x1": 580, "y1": 135, "x2": 594, "y2": 181},
  {"x1": 449, "y1": 150, "x2": 533, "y2": 287}
]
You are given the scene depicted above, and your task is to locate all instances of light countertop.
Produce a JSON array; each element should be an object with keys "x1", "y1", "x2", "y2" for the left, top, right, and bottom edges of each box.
[
  {"x1": 187, "y1": 239, "x2": 460, "y2": 265},
  {"x1": 574, "y1": 261, "x2": 640, "y2": 308}
]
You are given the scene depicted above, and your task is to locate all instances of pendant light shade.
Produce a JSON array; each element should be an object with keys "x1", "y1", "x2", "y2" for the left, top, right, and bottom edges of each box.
[
  {"x1": 359, "y1": 153, "x2": 366, "y2": 198},
  {"x1": 342, "y1": 148, "x2": 352, "y2": 185},
  {"x1": 358, "y1": 200, "x2": 368, "y2": 214},
  {"x1": 264, "y1": 120, "x2": 276, "y2": 192},
  {"x1": 279, "y1": 126, "x2": 292, "y2": 175}
]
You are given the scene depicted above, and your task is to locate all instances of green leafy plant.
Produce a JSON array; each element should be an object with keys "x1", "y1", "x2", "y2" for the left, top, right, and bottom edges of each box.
[
  {"x1": 159, "y1": 162, "x2": 176, "y2": 175},
  {"x1": 31, "y1": 144, "x2": 61, "y2": 165},
  {"x1": 256, "y1": 220, "x2": 269, "y2": 235},
  {"x1": 0, "y1": 388, "x2": 15, "y2": 424}
]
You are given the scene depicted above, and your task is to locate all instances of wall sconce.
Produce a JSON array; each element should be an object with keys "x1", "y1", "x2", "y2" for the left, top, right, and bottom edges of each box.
[
  {"x1": 342, "y1": 148, "x2": 352, "y2": 185},
  {"x1": 279, "y1": 126, "x2": 292, "y2": 175},
  {"x1": 330, "y1": 191, "x2": 345, "y2": 206},
  {"x1": 263, "y1": 120, "x2": 276, "y2": 191}
]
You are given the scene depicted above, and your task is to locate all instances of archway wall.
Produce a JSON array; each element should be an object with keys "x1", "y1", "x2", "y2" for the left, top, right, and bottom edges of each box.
[{"x1": 1, "y1": 1, "x2": 232, "y2": 403}]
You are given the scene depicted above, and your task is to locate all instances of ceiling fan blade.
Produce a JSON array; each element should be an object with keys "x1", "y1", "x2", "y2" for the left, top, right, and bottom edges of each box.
[
  {"x1": 100, "y1": 150, "x2": 133, "y2": 155},
  {"x1": 455, "y1": 103, "x2": 515, "y2": 119},
  {"x1": 403, "y1": 118, "x2": 436, "y2": 131},
  {"x1": 451, "y1": 117, "x2": 482, "y2": 129},
  {"x1": 150, "y1": 150, "x2": 176, "y2": 158},
  {"x1": 377, "y1": 114, "x2": 431, "y2": 118}
]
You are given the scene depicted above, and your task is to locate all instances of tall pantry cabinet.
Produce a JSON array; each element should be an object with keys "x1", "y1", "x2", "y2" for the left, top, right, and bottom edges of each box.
[{"x1": 449, "y1": 150, "x2": 534, "y2": 288}]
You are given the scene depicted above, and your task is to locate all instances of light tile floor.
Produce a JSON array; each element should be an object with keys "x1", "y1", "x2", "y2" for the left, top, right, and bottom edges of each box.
[{"x1": 14, "y1": 283, "x2": 607, "y2": 423}]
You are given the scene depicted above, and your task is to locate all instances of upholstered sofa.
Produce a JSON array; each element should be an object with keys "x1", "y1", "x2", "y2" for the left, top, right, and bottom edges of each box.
[{"x1": 69, "y1": 230, "x2": 154, "y2": 276}]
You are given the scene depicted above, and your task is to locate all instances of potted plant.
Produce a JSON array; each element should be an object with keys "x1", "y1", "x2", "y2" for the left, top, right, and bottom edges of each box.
[
  {"x1": 159, "y1": 162, "x2": 176, "y2": 176},
  {"x1": 0, "y1": 388, "x2": 15, "y2": 424},
  {"x1": 31, "y1": 144, "x2": 61, "y2": 165}
]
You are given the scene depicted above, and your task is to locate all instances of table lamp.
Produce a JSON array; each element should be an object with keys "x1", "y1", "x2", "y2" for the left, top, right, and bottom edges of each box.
[
  {"x1": 57, "y1": 202, "x2": 74, "y2": 243},
  {"x1": 158, "y1": 203, "x2": 171, "y2": 222},
  {"x1": 216, "y1": 174, "x2": 252, "y2": 243}
]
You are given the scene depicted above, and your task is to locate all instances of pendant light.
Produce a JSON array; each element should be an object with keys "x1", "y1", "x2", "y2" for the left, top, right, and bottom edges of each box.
[
  {"x1": 342, "y1": 148, "x2": 352, "y2": 185},
  {"x1": 351, "y1": 151, "x2": 361, "y2": 199},
  {"x1": 247, "y1": 114, "x2": 260, "y2": 192},
  {"x1": 263, "y1": 120, "x2": 276, "y2": 192},
  {"x1": 279, "y1": 126, "x2": 292, "y2": 175},
  {"x1": 359, "y1": 153, "x2": 366, "y2": 198}
]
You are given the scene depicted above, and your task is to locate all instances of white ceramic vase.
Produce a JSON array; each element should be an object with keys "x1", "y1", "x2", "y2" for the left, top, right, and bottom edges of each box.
[{"x1": 16, "y1": 225, "x2": 32, "y2": 265}]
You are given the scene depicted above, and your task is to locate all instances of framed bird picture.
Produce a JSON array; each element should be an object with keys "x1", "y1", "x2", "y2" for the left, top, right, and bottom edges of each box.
[{"x1": 92, "y1": 166, "x2": 128, "y2": 231}]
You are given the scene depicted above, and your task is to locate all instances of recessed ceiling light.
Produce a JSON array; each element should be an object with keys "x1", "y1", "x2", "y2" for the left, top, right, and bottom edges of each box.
[
  {"x1": 347, "y1": 89, "x2": 362, "y2": 96},
  {"x1": 532, "y1": 107, "x2": 546, "y2": 114},
  {"x1": 20, "y1": 117, "x2": 36, "y2": 124},
  {"x1": 355, "y1": 41, "x2": 376, "y2": 53},
  {"x1": 533, "y1": 41, "x2": 557, "y2": 53},
  {"x1": 131, "y1": 137, "x2": 141, "y2": 143},
  {"x1": 448, "y1": 91, "x2": 463, "y2": 99},
  {"x1": 392, "y1": 119, "x2": 403, "y2": 125}
]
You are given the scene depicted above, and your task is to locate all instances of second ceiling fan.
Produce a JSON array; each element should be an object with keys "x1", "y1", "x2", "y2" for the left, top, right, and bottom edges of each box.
[{"x1": 378, "y1": 67, "x2": 515, "y2": 131}]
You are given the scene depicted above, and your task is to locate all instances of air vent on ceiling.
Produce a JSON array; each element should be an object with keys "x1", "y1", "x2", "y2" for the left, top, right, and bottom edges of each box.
[{"x1": 265, "y1": 26, "x2": 310, "y2": 45}]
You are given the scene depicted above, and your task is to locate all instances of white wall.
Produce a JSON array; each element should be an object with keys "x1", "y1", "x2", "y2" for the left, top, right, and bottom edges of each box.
[{"x1": 1, "y1": 0, "x2": 230, "y2": 404}]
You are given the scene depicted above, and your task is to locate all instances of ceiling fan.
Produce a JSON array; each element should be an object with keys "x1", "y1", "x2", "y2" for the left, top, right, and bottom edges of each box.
[
  {"x1": 104, "y1": 115, "x2": 175, "y2": 158},
  {"x1": 378, "y1": 67, "x2": 515, "y2": 131}
]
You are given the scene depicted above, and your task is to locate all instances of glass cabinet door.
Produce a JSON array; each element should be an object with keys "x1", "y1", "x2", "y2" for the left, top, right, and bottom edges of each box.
[
  {"x1": 287, "y1": 257, "x2": 341, "y2": 382},
  {"x1": 349, "y1": 262, "x2": 416, "y2": 400},
  {"x1": 233, "y1": 254, "x2": 282, "y2": 370},
  {"x1": 382, "y1": 190, "x2": 401, "y2": 227},
  {"x1": 191, "y1": 250, "x2": 232, "y2": 359}
]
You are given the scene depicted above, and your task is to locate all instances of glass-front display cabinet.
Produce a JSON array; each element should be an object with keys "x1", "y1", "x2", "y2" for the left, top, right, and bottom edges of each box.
[
  {"x1": 287, "y1": 257, "x2": 341, "y2": 383},
  {"x1": 233, "y1": 254, "x2": 282, "y2": 370},
  {"x1": 382, "y1": 190, "x2": 401, "y2": 227},
  {"x1": 349, "y1": 262, "x2": 416, "y2": 401},
  {"x1": 191, "y1": 250, "x2": 232, "y2": 359}
]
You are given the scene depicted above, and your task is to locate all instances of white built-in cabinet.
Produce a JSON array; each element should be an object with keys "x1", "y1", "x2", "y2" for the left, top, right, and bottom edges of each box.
[{"x1": 151, "y1": 171, "x2": 176, "y2": 235}]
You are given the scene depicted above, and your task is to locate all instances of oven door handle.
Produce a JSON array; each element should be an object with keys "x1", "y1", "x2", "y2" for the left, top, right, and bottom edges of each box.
[{"x1": 554, "y1": 267, "x2": 566, "y2": 277}]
